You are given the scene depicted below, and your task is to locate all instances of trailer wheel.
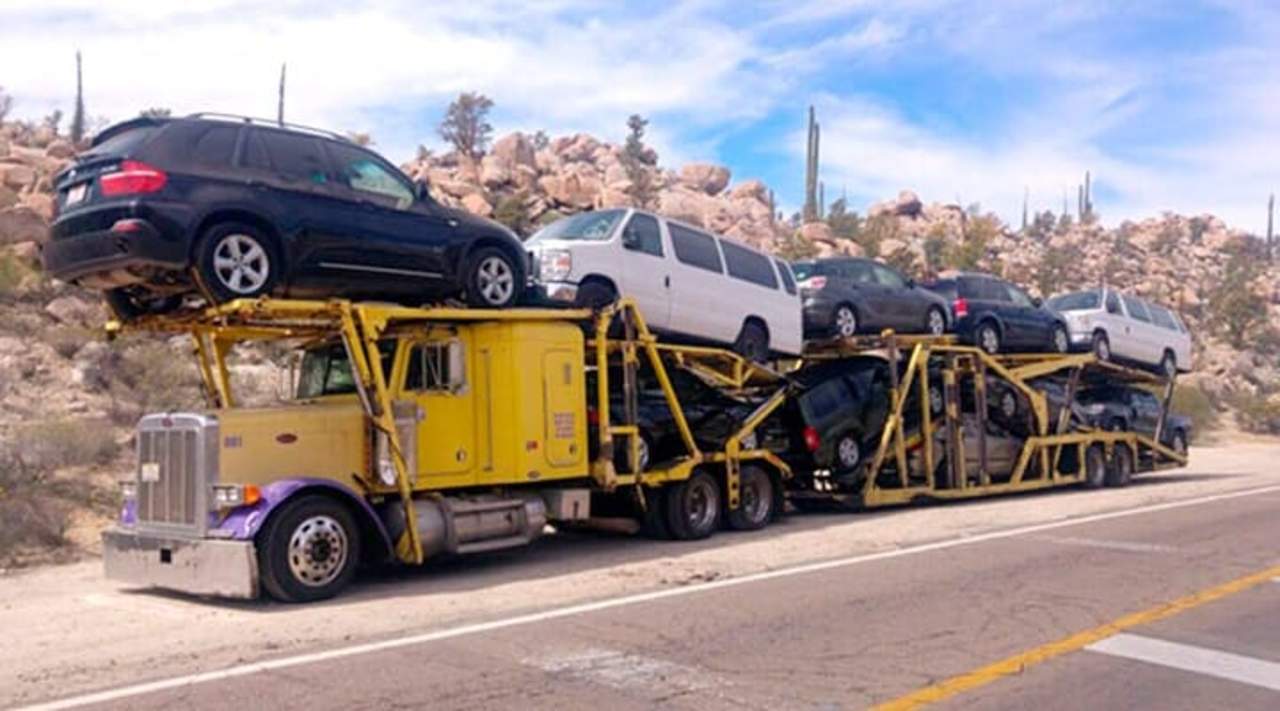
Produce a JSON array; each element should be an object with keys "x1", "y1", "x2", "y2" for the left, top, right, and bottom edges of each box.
[
  {"x1": 257, "y1": 494, "x2": 361, "y2": 603},
  {"x1": 1082, "y1": 444, "x2": 1107, "y2": 489},
  {"x1": 1169, "y1": 429, "x2": 1188, "y2": 457},
  {"x1": 638, "y1": 487, "x2": 670, "y2": 539},
  {"x1": 726, "y1": 466, "x2": 776, "y2": 531},
  {"x1": 1106, "y1": 444, "x2": 1134, "y2": 488},
  {"x1": 665, "y1": 471, "x2": 721, "y2": 540}
]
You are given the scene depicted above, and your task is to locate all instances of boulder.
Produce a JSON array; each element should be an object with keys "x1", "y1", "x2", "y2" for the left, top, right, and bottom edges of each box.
[
  {"x1": 44, "y1": 295, "x2": 102, "y2": 327},
  {"x1": 21, "y1": 192, "x2": 54, "y2": 221},
  {"x1": 729, "y1": 179, "x2": 768, "y2": 202},
  {"x1": 479, "y1": 155, "x2": 512, "y2": 188},
  {"x1": 45, "y1": 140, "x2": 76, "y2": 159},
  {"x1": 0, "y1": 206, "x2": 48, "y2": 245},
  {"x1": 460, "y1": 192, "x2": 493, "y2": 218},
  {"x1": 490, "y1": 133, "x2": 536, "y2": 171},
  {"x1": 678, "y1": 163, "x2": 730, "y2": 195},
  {"x1": 797, "y1": 221, "x2": 834, "y2": 243},
  {"x1": 0, "y1": 163, "x2": 36, "y2": 190}
]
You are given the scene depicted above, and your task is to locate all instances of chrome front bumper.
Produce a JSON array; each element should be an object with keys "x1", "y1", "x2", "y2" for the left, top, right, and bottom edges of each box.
[
  {"x1": 540, "y1": 281, "x2": 579, "y2": 303},
  {"x1": 103, "y1": 528, "x2": 259, "y2": 599}
]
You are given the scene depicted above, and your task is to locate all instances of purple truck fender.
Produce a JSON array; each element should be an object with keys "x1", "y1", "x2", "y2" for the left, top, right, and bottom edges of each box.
[{"x1": 217, "y1": 478, "x2": 395, "y2": 560}]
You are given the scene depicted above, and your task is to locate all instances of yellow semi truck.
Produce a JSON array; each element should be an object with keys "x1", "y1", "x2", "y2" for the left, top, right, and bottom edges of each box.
[{"x1": 104, "y1": 298, "x2": 791, "y2": 602}]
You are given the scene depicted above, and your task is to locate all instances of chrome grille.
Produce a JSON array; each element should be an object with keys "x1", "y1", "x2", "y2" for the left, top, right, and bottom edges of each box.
[{"x1": 135, "y1": 413, "x2": 218, "y2": 535}]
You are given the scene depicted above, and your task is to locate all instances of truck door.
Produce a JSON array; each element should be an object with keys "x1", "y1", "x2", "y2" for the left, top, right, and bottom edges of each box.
[
  {"x1": 406, "y1": 338, "x2": 475, "y2": 480},
  {"x1": 619, "y1": 212, "x2": 672, "y2": 329}
]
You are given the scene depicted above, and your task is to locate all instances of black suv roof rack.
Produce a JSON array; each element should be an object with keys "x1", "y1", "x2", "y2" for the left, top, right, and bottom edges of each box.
[{"x1": 184, "y1": 112, "x2": 350, "y2": 143}]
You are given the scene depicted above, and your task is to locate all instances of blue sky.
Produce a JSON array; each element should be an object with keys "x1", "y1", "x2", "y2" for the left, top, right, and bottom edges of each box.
[{"x1": 2, "y1": 0, "x2": 1277, "y2": 233}]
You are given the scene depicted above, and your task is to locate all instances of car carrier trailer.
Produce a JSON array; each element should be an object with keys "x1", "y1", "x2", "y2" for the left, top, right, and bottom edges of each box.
[
  {"x1": 789, "y1": 332, "x2": 1188, "y2": 509},
  {"x1": 102, "y1": 297, "x2": 793, "y2": 602},
  {"x1": 100, "y1": 298, "x2": 1188, "y2": 603}
]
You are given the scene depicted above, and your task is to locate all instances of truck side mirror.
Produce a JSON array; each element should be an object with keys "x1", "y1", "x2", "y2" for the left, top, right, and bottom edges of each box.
[{"x1": 413, "y1": 178, "x2": 431, "y2": 201}]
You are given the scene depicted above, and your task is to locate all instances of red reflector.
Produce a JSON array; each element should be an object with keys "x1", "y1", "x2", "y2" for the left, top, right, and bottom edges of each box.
[
  {"x1": 953, "y1": 297, "x2": 969, "y2": 319},
  {"x1": 802, "y1": 276, "x2": 827, "y2": 291},
  {"x1": 586, "y1": 408, "x2": 599, "y2": 425},
  {"x1": 100, "y1": 160, "x2": 168, "y2": 196},
  {"x1": 110, "y1": 219, "x2": 146, "y2": 233},
  {"x1": 803, "y1": 426, "x2": 821, "y2": 452}
]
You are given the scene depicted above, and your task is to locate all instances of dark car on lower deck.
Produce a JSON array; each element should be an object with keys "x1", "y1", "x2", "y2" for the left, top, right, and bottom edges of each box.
[{"x1": 42, "y1": 114, "x2": 528, "y2": 318}]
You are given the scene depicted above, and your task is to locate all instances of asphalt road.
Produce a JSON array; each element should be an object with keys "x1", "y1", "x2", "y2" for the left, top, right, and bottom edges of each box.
[{"x1": 28, "y1": 480, "x2": 1280, "y2": 710}]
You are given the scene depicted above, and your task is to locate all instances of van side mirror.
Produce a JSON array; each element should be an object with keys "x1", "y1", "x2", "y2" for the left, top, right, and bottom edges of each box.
[
  {"x1": 1033, "y1": 297, "x2": 1044, "y2": 308},
  {"x1": 906, "y1": 277, "x2": 917, "y2": 288}
]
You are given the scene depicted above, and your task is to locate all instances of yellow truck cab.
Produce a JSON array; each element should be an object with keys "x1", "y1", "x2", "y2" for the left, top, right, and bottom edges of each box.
[{"x1": 104, "y1": 299, "x2": 790, "y2": 602}]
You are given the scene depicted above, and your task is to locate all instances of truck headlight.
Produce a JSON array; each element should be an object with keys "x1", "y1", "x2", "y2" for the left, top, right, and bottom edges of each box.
[
  {"x1": 375, "y1": 431, "x2": 398, "y2": 486},
  {"x1": 539, "y1": 249, "x2": 573, "y2": 282},
  {"x1": 211, "y1": 484, "x2": 261, "y2": 509}
]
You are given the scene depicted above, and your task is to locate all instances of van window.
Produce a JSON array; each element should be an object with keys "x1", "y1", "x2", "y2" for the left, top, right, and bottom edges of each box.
[
  {"x1": 966, "y1": 277, "x2": 1006, "y2": 301},
  {"x1": 722, "y1": 240, "x2": 778, "y2": 289},
  {"x1": 1046, "y1": 290, "x2": 1100, "y2": 311},
  {"x1": 1148, "y1": 303, "x2": 1178, "y2": 330},
  {"x1": 327, "y1": 141, "x2": 414, "y2": 209},
  {"x1": 1106, "y1": 291, "x2": 1122, "y2": 314},
  {"x1": 1121, "y1": 295, "x2": 1151, "y2": 322},
  {"x1": 622, "y1": 213, "x2": 663, "y2": 257},
  {"x1": 775, "y1": 259, "x2": 797, "y2": 295},
  {"x1": 845, "y1": 260, "x2": 875, "y2": 283},
  {"x1": 257, "y1": 130, "x2": 330, "y2": 185},
  {"x1": 669, "y1": 224, "x2": 723, "y2": 273},
  {"x1": 799, "y1": 377, "x2": 851, "y2": 428}
]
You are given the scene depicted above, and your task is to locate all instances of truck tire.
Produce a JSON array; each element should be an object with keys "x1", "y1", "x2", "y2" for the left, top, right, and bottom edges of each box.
[
  {"x1": 257, "y1": 494, "x2": 361, "y2": 603},
  {"x1": 664, "y1": 471, "x2": 721, "y2": 540},
  {"x1": 1082, "y1": 444, "x2": 1106, "y2": 489},
  {"x1": 1105, "y1": 444, "x2": 1134, "y2": 488},
  {"x1": 726, "y1": 465, "x2": 776, "y2": 531}
]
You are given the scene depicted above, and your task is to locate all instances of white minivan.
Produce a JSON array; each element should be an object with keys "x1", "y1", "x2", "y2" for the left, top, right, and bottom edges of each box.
[
  {"x1": 1046, "y1": 287, "x2": 1192, "y2": 375},
  {"x1": 527, "y1": 208, "x2": 803, "y2": 358}
]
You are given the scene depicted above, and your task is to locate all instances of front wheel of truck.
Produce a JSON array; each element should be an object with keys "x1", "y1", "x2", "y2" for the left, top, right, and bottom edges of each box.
[{"x1": 258, "y1": 494, "x2": 361, "y2": 603}]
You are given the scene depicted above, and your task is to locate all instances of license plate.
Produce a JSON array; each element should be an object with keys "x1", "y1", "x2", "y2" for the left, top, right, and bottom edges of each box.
[{"x1": 65, "y1": 183, "x2": 87, "y2": 206}]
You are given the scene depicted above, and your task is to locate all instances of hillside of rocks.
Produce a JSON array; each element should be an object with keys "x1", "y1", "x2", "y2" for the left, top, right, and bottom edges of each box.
[{"x1": 1, "y1": 120, "x2": 1277, "y2": 567}]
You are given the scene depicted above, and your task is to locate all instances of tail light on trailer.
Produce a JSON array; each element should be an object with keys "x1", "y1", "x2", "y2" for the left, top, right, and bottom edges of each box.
[
  {"x1": 952, "y1": 297, "x2": 969, "y2": 319},
  {"x1": 99, "y1": 160, "x2": 168, "y2": 196},
  {"x1": 803, "y1": 425, "x2": 821, "y2": 452}
]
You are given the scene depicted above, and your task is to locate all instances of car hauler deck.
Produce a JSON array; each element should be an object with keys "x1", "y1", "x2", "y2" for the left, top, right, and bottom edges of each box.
[
  {"x1": 100, "y1": 299, "x2": 1188, "y2": 603},
  {"x1": 102, "y1": 297, "x2": 792, "y2": 602},
  {"x1": 789, "y1": 333, "x2": 1188, "y2": 509}
]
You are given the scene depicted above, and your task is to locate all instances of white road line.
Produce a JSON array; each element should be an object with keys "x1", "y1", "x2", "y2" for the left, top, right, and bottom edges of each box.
[
  {"x1": 1026, "y1": 534, "x2": 1176, "y2": 554},
  {"x1": 1088, "y1": 633, "x2": 1280, "y2": 691},
  {"x1": 19, "y1": 482, "x2": 1280, "y2": 711}
]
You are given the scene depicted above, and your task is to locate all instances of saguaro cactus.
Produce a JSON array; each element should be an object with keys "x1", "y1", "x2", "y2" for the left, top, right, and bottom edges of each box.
[
  {"x1": 1268, "y1": 193, "x2": 1275, "y2": 260},
  {"x1": 803, "y1": 106, "x2": 820, "y2": 222},
  {"x1": 277, "y1": 63, "x2": 286, "y2": 126}
]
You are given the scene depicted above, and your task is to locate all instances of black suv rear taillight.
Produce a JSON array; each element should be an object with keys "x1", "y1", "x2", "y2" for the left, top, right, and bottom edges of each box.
[{"x1": 99, "y1": 160, "x2": 168, "y2": 196}]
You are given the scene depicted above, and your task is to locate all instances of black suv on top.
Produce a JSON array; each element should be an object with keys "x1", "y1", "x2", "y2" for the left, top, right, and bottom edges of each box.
[
  {"x1": 43, "y1": 114, "x2": 527, "y2": 317},
  {"x1": 924, "y1": 272, "x2": 1069, "y2": 354}
]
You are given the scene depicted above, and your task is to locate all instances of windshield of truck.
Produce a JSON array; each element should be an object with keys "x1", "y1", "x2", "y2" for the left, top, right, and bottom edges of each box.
[
  {"x1": 296, "y1": 341, "x2": 394, "y2": 398},
  {"x1": 527, "y1": 209, "x2": 625, "y2": 244},
  {"x1": 1046, "y1": 290, "x2": 1100, "y2": 312}
]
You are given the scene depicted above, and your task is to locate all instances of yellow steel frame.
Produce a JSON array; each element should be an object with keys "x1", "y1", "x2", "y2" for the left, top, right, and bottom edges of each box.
[
  {"x1": 804, "y1": 333, "x2": 1188, "y2": 508},
  {"x1": 113, "y1": 297, "x2": 794, "y2": 561}
]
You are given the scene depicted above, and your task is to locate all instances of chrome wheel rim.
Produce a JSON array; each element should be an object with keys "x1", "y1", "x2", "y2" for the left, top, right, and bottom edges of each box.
[
  {"x1": 1162, "y1": 355, "x2": 1176, "y2": 376},
  {"x1": 835, "y1": 307, "x2": 857, "y2": 338},
  {"x1": 212, "y1": 234, "x2": 270, "y2": 294},
  {"x1": 837, "y1": 436, "x2": 860, "y2": 469},
  {"x1": 636, "y1": 436, "x2": 650, "y2": 472},
  {"x1": 1096, "y1": 337, "x2": 1110, "y2": 361},
  {"x1": 928, "y1": 309, "x2": 945, "y2": 335},
  {"x1": 683, "y1": 478, "x2": 718, "y2": 531},
  {"x1": 980, "y1": 326, "x2": 999, "y2": 354},
  {"x1": 929, "y1": 386, "x2": 944, "y2": 415},
  {"x1": 1054, "y1": 328, "x2": 1068, "y2": 353},
  {"x1": 1173, "y1": 434, "x2": 1187, "y2": 455},
  {"x1": 740, "y1": 473, "x2": 770, "y2": 524},
  {"x1": 288, "y1": 515, "x2": 348, "y2": 588},
  {"x1": 1000, "y1": 392, "x2": 1017, "y2": 419},
  {"x1": 476, "y1": 256, "x2": 515, "y2": 305}
]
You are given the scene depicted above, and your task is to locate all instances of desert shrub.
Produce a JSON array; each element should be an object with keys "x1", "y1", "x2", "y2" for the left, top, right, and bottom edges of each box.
[
  {"x1": 1227, "y1": 389, "x2": 1280, "y2": 435},
  {"x1": 43, "y1": 324, "x2": 94, "y2": 359},
  {"x1": 1167, "y1": 384, "x2": 1219, "y2": 442},
  {"x1": 11, "y1": 418, "x2": 118, "y2": 473},
  {"x1": 0, "y1": 252, "x2": 33, "y2": 300},
  {"x1": 493, "y1": 193, "x2": 533, "y2": 237},
  {"x1": 83, "y1": 338, "x2": 203, "y2": 425}
]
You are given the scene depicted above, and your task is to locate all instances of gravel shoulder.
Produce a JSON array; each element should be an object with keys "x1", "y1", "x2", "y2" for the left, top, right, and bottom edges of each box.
[{"x1": 2, "y1": 439, "x2": 1277, "y2": 707}]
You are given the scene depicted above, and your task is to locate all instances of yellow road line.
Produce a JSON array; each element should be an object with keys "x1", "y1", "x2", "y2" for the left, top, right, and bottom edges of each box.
[{"x1": 873, "y1": 563, "x2": 1280, "y2": 710}]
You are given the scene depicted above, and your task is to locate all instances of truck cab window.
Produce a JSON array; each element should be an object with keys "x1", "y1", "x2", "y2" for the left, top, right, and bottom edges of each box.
[
  {"x1": 296, "y1": 341, "x2": 394, "y2": 398},
  {"x1": 405, "y1": 342, "x2": 465, "y2": 391}
]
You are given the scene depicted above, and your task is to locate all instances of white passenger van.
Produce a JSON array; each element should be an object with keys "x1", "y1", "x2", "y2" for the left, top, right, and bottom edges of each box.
[
  {"x1": 528, "y1": 208, "x2": 803, "y2": 358},
  {"x1": 1046, "y1": 287, "x2": 1192, "y2": 375}
]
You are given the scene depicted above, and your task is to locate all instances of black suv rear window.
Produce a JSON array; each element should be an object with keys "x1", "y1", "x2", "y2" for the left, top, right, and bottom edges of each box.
[
  {"x1": 85, "y1": 125, "x2": 158, "y2": 158},
  {"x1": 139, "y1": 122, "x2": 240, "y2": 168}
]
